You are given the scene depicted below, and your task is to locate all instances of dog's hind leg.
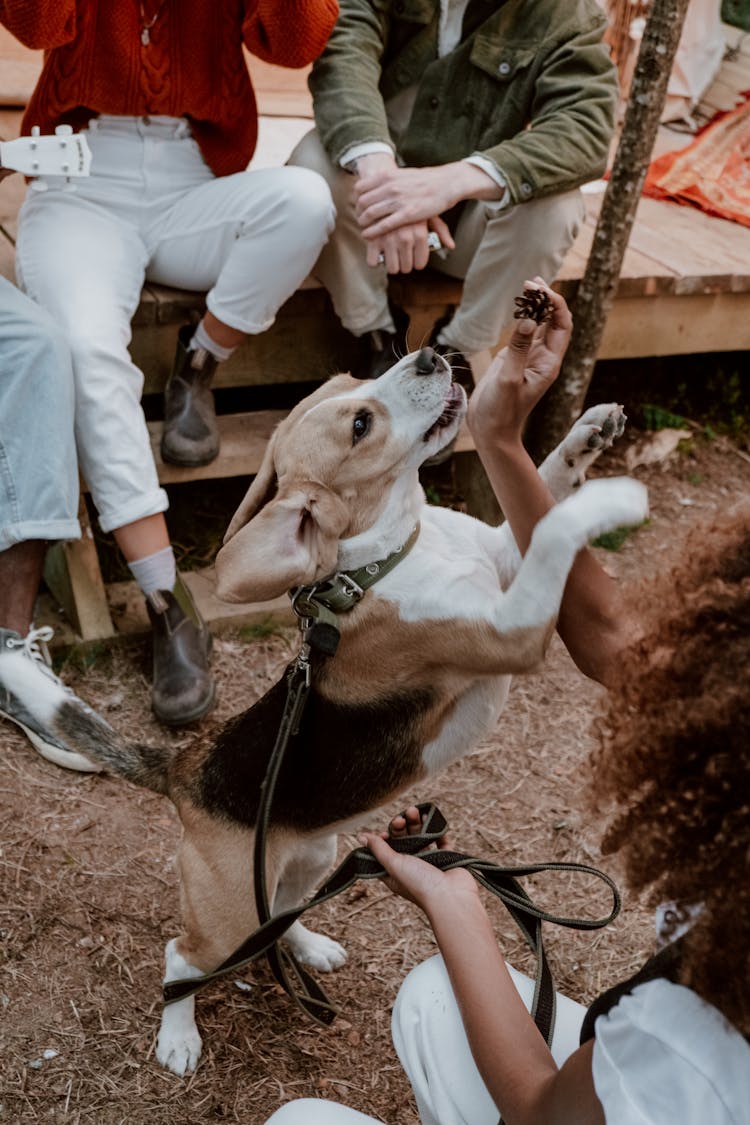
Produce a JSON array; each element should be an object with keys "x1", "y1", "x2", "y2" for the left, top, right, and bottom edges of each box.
[{"x1": 273, "y1": 833, "x2": 347, "y2": 972}]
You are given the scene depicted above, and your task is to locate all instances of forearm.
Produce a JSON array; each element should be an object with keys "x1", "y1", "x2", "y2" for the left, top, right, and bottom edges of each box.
[
  {"x1": 426, "y1": 894, "x2": 562, "y2": 1124},
  {"x1": 475, "y1": 435, "x2": 629, "y2": 684}
]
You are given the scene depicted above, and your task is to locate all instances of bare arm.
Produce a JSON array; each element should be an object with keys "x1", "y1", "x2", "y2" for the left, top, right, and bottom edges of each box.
[
  {"x1": 467, "y1": 284, "x2": 635, "y2": 685},
  {"x1": 362, "y1": 821, "x2": 606, "y2": 1125}
]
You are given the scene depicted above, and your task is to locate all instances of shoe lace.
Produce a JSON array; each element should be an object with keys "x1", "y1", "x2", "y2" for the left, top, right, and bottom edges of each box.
[
  {"x1": 7, "y1": 625, "x2": 56, "y2": 668},
  {"x1": 6, "y1": 626, "x2": 88, "y2": 708}
]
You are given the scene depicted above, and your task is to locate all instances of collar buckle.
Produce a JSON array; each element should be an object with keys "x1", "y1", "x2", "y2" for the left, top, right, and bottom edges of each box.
[{"x1": 334, "y1": 572, "x2": 364, "y2": 603}]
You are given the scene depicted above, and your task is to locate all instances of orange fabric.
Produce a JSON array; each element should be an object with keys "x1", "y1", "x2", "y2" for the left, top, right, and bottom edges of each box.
[
  {"x1": 0, "y1": 0, "x2": 339, "y2": 176},
  {"x1": 642, "y1": 95, "x2": 750, "y2": 228}
]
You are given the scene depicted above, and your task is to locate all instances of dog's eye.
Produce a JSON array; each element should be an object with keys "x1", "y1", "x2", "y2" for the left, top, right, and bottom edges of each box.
[{"x1": 352, "y1": 410, "x2": 372, "y2": 445}]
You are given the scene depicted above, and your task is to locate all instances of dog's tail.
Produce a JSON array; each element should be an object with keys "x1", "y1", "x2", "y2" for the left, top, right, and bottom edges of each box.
[{"x1": 0, "y1": 650, "x2": 170, "y2": 794}]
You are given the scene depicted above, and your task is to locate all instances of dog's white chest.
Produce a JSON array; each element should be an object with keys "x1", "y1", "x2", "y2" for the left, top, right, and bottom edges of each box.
[{"x1": 421, "y1": 675, "x2": 511, "y2": 774}]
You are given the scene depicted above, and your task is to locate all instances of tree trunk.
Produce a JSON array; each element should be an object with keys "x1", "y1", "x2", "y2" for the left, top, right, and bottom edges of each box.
[{"x1": 525, "y1": 0, "x2": 692, "y2": 461}]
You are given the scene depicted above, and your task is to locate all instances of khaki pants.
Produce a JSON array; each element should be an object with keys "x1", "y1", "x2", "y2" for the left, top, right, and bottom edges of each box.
[{"x1": 289, "y1": 127, "x2": 585, "y2": 354}]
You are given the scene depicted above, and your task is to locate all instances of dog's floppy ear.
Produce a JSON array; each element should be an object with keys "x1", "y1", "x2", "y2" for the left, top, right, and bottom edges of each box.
[
  {"x1": 215, "y1": 481, "x2": 350, "y2": 604},
  {"x1": 223, "y1": 430, "x2": 280, "y2": 546}
]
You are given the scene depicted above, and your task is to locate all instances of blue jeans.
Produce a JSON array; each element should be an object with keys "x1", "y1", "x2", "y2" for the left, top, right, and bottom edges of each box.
[{"x1": 0, "y1": 277, "x2": 80, "y2": 550}]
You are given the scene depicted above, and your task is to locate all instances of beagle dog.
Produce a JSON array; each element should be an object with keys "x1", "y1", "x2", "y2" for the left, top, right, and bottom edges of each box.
[{"x1": 0, "y1": 347, "x2": 647, "y2": 1075}]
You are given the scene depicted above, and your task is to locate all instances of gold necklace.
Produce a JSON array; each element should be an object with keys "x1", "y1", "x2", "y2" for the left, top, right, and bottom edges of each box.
[{"x1": 139, "y1": 0, "x2": 167, "y2": 46}]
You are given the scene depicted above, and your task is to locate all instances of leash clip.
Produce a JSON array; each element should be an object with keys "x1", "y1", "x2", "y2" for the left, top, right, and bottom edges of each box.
[{"x1": 295, "y1": 642, "x2": 312, "y2": 688}]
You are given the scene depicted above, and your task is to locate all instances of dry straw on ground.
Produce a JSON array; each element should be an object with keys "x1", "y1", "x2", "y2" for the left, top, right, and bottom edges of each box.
[{"x1": 1, "y1": 430, "x2": 748, "y2": 1124}]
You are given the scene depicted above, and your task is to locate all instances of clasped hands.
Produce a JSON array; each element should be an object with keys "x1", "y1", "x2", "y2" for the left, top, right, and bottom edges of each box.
[{"x1": 353, "y1": 153, "x2": 498, "y2": 274}]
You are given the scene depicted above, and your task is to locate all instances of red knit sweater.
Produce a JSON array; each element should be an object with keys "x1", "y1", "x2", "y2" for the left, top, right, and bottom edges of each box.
[{"x1": 0, "y1": 0, "x2": 339, "y2": 176}]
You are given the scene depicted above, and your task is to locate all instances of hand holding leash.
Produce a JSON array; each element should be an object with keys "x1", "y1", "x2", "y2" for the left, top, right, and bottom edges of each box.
[{"x1": 361, "y1": 805, "x2": 478, "y2": 910}]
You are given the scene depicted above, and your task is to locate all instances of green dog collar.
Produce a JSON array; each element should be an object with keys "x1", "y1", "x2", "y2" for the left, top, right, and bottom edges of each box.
[{"x1": 290, "y1": 523, "x2": 420, "y2": 629}]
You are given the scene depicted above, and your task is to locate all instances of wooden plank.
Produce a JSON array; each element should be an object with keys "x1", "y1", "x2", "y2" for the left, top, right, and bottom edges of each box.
[
  {"x1": 0, "y1": 29, "x2": 41, "y2": 106},
  {"x1": 562, "y1": 212, "x2": 679, "y2": 297},
  {"x1": 136, "y1": 289, "x2": 362, "y2": 394},
  {"x1": 244, "y1": 56, "x2": 313, "y2": 119},
  {"x1": 0, "y1": 107, "x2": 22, "y2": 139},
  {"x1": 43, "y1": 499, "x2": 115, "y2": 641},
  {"x1": 598, "y1": 291, "x2": 750, "y2": 358},
  {"x1": 630, "y1": 198, "x2": 750, "y2": 289},
  {"x1": 148, "y1": 410, "x2": 475, "y2": 487},
  {"x1": 104, "y1": 567, "x2": 294, "y2": 638},
  {"x1": 148, "y1": 409, "x2": 287, "y2": 485}
]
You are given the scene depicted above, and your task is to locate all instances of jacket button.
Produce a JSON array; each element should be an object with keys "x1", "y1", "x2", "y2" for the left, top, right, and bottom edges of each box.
[
  {"x1": 520, "y1": 181, "x2": 533, "y2": 197},
  {"x1": 498, "y1": 61, "x2": 511, "y2": 76},
  {"x1": 429, "y1": 96, "x2": 439, "y2": 109}
]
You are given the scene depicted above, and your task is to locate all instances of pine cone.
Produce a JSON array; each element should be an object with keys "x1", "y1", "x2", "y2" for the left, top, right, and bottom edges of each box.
[{"x1": 513, "y1": 286, "x2": 553, "y2": 325}]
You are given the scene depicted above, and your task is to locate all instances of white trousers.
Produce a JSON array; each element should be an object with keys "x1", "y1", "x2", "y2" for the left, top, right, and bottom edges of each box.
[
  {"x1": 264, "y1": 954, "x2": 586, "y2": 1124},
  {"x1": 15, "y1": 116, "x2": 336, "y2": 533},
  {"x1": 288, "y1": 128, "x2": 584, "y2": 352}
]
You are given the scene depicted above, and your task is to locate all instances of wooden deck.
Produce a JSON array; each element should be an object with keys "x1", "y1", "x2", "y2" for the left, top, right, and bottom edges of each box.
[{"x1": 2, "y1": 27, "x2": 750, "y2": 642}]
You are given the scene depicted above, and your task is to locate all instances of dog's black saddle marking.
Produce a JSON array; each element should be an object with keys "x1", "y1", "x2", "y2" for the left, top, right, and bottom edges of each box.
[{"x1": 194, "y1": 668, "x2": 434, "y2": 832}]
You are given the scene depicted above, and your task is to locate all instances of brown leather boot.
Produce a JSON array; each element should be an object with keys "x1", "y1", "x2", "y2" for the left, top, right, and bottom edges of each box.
[
  {"x1": 161, "y1": 325, "x2": 220, "y2": 467},
  {"x1": 147, "y1": 577, "x2": 215, "y2": 726}
]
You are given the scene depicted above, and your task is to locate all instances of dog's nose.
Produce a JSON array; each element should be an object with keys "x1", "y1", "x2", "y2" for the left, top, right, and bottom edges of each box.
[{"x1": 414, "y1": 347, "x2": 438, "y2": 375}]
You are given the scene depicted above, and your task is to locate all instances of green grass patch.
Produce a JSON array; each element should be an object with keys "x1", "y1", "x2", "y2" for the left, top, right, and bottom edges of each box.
[
  {"x1": 641, "y1": 403, "x2": 688, "y2": 431},
  {"x1": 239, "y1": 621, "x2": 283, "y2": 642},
  {"x1": 591, "y1": 521, "x2": 647, "y2": 551}
]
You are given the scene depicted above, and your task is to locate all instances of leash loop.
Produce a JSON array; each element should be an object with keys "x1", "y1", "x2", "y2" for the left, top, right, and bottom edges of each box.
[{"x1": 164, "y1": 801, "x2": 621, "y2": 1051}]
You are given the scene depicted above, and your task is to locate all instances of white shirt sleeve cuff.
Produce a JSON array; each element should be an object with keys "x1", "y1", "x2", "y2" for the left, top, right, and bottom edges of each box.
[
  {"x1": 465, "y1": 155, "x2": 509, "y2": 208},
  {"x1": 340, "y1": 141, "x2": 394, "y2": 172}
]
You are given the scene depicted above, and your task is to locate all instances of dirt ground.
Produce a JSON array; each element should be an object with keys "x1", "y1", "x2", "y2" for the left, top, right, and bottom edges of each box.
[{"x1": 1, "y1": 423, "x2": 749, "y2": 1125}]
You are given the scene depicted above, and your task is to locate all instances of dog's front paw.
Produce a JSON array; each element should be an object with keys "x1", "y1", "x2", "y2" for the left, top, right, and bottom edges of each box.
[
  {"x1": 156, "y1": 1019, "x2": 203, "y2": 1076},
  {"x1": 284, "y1": 922, "x2": 347, "y2": 972},
  {"x1": 543, "y1": 404, "x2": 626, "y2": 499},
  {"x1": 561, "y1": 403, "x2": 626, "y2": 472}
]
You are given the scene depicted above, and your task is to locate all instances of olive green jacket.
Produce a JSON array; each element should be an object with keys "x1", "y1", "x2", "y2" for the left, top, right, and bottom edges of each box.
[{"x1": 309, "y1": 0, "x2": 618, "y2": 207}]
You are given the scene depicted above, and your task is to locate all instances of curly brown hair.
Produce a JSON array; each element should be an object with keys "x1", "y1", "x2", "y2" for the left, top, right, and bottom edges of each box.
[{"x1": 591, "y1": 503, "x2": 750, "y2": 1034}]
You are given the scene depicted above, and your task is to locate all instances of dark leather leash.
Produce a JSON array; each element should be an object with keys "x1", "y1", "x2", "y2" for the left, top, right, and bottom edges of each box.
[{"x1": 164, "y1": 622, "x2": 621, "y2": 1053}]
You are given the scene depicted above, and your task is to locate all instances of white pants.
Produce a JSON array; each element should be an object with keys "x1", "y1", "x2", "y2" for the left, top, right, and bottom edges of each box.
[
  {"x1": 264, "y1": 954, "x2": 586, "y2": 1124},
  {"x1": 288, "y1": 128, "x2": 584, "y2": 352},
  {"x1": 15, "y1": 116, "x2": 335, "y2": 533}
]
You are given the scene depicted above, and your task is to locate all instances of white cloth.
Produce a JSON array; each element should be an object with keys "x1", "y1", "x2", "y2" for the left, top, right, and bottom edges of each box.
[
  {"x1": 592, "y1": 978, "x2": 750, "y2": 1125},
  {"x1": 391, "y1": 955, "x2": 586, "y2": 1125},
  {"x1": 263, "y1": 955, "x2": 586, "y2": 1124},
  {"x1": 15, "y1": 115, "x2": 335, "y2": 533}
]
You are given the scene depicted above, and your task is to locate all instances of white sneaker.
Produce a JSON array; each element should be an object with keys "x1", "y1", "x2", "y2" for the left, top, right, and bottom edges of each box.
[{"x1": 0, "y1": 626, "x2": 101, "y2": 772}]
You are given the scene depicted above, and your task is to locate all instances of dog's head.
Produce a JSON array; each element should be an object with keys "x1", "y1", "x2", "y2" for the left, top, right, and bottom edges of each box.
[{"x1": 215, "y1": 348, "x2": 466, "y2": 603}]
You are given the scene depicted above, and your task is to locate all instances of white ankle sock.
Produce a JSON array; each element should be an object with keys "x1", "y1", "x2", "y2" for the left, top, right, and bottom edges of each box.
[
  {"x1": 190, "y1": 319, "x2": 235, "y2": 363},
  {"x1": 128, "y1": 546, "x2": 177, "y2": 597}
]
